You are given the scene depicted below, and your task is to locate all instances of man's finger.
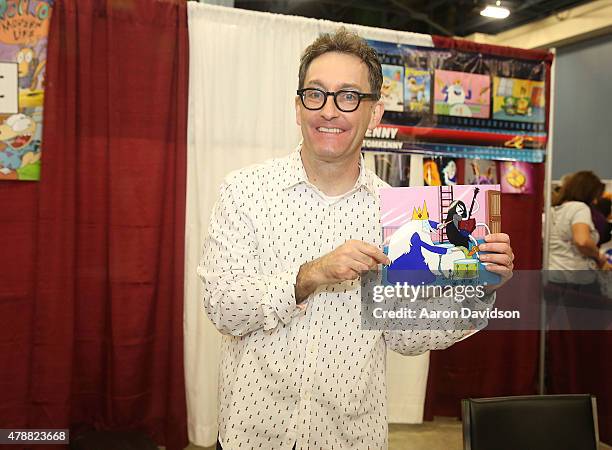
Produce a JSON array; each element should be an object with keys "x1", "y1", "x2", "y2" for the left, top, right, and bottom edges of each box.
[
  {"x1": 484, "y1": 263, "x2": 513, "y2": 277},
  {"x1": 484, "y1": 233, "x2": 510, "y2": 244},
  {"x1": 479, "y1": 242, "x2": 511, "y2": 255},
  {"x1": 352, "y1": 241, "x2": 390, "y2": 265},
  {"x1": 348, "y1": 260, "x2": 372, "y2": 274},
  {"x1": 480, "y1": 253, "x2": 513, "y2": 268},
  {"x1": 348, "y1": 251, "x2": 377, "y2": 270}
]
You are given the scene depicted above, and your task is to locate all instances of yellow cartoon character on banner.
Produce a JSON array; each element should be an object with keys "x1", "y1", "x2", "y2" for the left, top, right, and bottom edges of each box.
[{"x1": 0, "y1": 113, "x2": 41, "y2": 179}]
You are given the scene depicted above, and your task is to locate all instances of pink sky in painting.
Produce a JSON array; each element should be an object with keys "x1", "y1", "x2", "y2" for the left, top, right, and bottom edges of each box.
[{"x1": 380, "y1": 185, "x2": 500, "y2": 230}]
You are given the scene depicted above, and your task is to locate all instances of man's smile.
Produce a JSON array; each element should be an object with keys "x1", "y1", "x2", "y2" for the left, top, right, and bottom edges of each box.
[{"x1": 316, "y1": 126, "x2": 344, "y2": 134}]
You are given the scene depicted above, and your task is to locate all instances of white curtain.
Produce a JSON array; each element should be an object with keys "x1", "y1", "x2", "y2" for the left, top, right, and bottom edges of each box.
[{"x1": 185, "y1": 3, "x2": 434, "y2": 446}]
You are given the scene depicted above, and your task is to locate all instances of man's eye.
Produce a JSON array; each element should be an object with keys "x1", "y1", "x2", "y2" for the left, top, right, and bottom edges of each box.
[
  {"x1": 342, "y1": 92, "x2": 358, "y2": 101},
  {"x1": 307, "y1": 91, "x2": 323, "y2": 99}
]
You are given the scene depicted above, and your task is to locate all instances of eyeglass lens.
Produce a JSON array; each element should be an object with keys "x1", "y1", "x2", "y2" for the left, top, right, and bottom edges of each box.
[{"x1": 301, "y1": 89, "x2": 361, "y2": 112}]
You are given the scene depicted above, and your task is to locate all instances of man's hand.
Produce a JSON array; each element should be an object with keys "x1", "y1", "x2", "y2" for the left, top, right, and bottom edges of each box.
[
  {"x1": 477, "y1": 233, "x2": 514, "y2": 292},
  {"x1": 295, "y1": 240, "x2": 390, "y2": 304}
]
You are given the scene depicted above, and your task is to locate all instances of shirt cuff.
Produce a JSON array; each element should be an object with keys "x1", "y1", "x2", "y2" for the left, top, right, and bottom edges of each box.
[{"x1": 260, "y1": 265, "x2": 302, "y2": 331}]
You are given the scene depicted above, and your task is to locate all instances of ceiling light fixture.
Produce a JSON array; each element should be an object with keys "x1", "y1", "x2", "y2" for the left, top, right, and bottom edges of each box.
[{"x1": 480, "y1": 0, "x2": 511, "y2": 19}]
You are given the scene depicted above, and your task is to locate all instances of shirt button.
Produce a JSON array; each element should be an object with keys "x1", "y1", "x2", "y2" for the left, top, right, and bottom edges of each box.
[{"x1": 303, "y1": 391, "x2": 311, "y2": 401}]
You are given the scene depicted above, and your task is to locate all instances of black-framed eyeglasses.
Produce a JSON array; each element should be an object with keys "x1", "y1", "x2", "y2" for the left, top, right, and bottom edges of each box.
[{"x1": 296, "y1": 88, "x2": 378, "y2": 113}]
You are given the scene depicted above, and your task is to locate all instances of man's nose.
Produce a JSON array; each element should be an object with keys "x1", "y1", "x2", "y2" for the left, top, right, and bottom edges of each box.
[{"x1": 320, "y1": 94, "x2": 340, "y2": 119}]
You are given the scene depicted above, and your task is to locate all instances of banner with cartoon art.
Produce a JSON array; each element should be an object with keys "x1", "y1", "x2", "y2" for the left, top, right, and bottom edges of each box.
[
  {"x1": 364, "y1": 39, "x2": 552, "y2": 164},
  {"x1": 0, "y1": 0, "x2": 52, "y2": 181}
]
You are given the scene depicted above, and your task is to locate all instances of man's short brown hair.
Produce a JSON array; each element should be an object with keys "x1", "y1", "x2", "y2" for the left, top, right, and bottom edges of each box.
[{"x1": 298, "y1": 27, "x2": 383, "y2": 100}]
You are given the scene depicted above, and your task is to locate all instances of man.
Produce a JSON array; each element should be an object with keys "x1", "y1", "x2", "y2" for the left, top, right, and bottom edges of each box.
[{"x1": 198, "y1": 28, "x2": 514, "y2": 450}]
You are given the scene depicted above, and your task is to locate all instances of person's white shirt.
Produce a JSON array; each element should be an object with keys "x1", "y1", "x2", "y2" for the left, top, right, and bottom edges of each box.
[
  {"x1": 549, "y1": 201, "x2": 599, "y2": 284},
  {"x1": 198, "y1": 148, "x2": 489, "y2": 450}
]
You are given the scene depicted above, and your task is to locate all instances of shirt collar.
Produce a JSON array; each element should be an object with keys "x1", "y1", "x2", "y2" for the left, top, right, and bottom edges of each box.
[
  {"x1": 278, "y1": 145, "x2": 309, "y2": 191},
  {"x1": 280, "y1": 144, "x2": 377, "y2": 196}
]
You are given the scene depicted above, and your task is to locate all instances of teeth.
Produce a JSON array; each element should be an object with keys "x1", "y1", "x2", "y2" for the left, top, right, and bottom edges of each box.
[{"x1": 317, "y1": 127, "x2": 342, "y2": 134}]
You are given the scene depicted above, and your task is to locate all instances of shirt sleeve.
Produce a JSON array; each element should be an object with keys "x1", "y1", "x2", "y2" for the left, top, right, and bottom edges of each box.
[
  {"x1": 382, "y1": 292, "x2": 496, "y2": 356},
  {"x1": 197, "y1": 180, "x2": 304, "y2": 337},
  {"x1": 570, "y1": 203, "x2": 595, "y2": 228}
]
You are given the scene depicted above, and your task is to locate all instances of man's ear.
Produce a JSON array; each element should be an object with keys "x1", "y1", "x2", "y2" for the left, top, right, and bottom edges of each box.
[
  {"x1": 295, "y1": 96, "x2": 302, "y2": 126},
  {"x1": 368, "y1": 100, "x2": 385, "y2": 130}
]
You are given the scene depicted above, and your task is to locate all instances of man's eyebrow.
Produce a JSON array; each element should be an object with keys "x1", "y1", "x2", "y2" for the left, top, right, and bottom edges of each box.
[
  {"x1": 305, "y1": 80, "x2": 365, "y2": 91},
  {"x1": 338, "y1": 83, "x2": 363, "y2": 91}
]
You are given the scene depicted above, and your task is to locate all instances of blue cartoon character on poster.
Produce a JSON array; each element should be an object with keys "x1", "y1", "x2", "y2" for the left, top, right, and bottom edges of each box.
[
  {"x1": 385, "y1": 202, "x2": 449, "y2": 284},
  {"x1": 381, "y1": 185, "x2": 501, "y2": 286}
]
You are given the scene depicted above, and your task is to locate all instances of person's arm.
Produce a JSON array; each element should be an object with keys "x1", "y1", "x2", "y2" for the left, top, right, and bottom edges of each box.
[
  {"x1": 572, "y1": 223, "x2": 607, "y2": 267},
  {"x1": 383, "y1": 233, "x2": 512, "y2": 355},
  {"x1": 382, "y1": 317, "x2": 489, "y2": 356},
  {"x1": 199, "y1": 181, "x2": 391, "y2": 336},
  {"x1": 295, "y1": 240, "x2": 390, "y2": 303},
  {"x1": 198, "y1": 181, "x2": 303, "y2": 337},
  {"x1": 382, "y1": 290, "x2": 496, "y2": 355},
  {"x1": 419, "y1": 239, "x2": 448, "y2": 255}
]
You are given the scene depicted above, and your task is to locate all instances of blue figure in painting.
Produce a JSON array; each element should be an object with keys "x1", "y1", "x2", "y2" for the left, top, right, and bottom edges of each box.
[{"x1": 386, "y1": 202, "x2": 449, "y2": 285}]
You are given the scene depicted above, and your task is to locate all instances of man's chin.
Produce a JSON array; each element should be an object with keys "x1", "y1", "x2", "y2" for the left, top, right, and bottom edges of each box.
[{"x1": 311, "y1": 147, "x2": 354, "y2": 161}]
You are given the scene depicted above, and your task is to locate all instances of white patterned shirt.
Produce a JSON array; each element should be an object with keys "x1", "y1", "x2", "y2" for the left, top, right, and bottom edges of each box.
[{"x1": 198, "y1": 149, "x2": 484, "y2": 450}]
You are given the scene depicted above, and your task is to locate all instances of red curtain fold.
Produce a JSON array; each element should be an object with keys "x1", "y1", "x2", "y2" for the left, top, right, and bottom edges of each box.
[
  {"x1": 425, "y1": 36, "x2": 611, "y2": 445},
  {"x1": 547, "y1": 332, "x2": 612, "y2": 444},
  {"x1": 424, "y1": 36, "x2": 549, "y2": 424},
  {"x1": 0, "y1": 1, "x2": 189, "y2": 449},
  {"x1": 424, "y1": 163, "x2": 545, "y2": 420}
]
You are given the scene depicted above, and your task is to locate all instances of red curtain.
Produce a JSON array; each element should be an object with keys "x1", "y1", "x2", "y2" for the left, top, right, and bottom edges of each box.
[
  {"x1": 548, "y1": 332, "x2": 612, "y2": 443},
  {"x1": 424, "y1": 36, "x2": 548, "y2": 424},
  {"x1": 0, "y1": 1, "x2": 189, "y2": 449},
  {"x1": 424, "y1": 164, "x2": 544, "y2": 419},
  {"x1": 425, "y1": 36, "x2": 611, "y2": 445}
]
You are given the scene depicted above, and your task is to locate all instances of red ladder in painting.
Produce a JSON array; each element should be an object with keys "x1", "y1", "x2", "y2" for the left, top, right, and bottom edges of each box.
[{"x1": 439, "y1": 185, "x2": 454, "y2": 243}]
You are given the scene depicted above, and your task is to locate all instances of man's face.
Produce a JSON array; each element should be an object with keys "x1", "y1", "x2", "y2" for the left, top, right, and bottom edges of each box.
[{"x1": 295, "y1": 51, "x2": 384, "y2": 163}]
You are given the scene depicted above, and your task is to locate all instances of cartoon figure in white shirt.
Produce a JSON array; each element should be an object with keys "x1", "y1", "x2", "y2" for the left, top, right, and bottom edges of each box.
[{"x1": 442, "y1": 80, "x2": 472, "y2": 117}]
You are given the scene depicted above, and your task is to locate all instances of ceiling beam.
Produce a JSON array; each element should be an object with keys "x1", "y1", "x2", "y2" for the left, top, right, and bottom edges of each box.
[
  {"x1": 283, "y1": 0, "x2": 403, "y2": 17},
  {"x1": 387, "y1": 0, "x2": 454, "y2": 35},
  {"x1": 465, "y1": 0, "x2": 612, "y2": 49}
]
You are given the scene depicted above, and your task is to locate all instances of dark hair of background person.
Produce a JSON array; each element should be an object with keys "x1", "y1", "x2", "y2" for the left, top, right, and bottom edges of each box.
[{"x1": 552, "y1": 171, "x2": 604, "y2": 207}]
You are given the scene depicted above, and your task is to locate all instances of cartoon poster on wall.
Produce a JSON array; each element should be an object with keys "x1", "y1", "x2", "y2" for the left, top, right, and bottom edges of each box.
[
  {"x1": 493, "y1": 76, "x2": 545, "y2": 123},
  {"x1": 423, "y1": 157, "x2": 458, "y2": 186},
  {"x1": 364, "y1": 39, "x2": 550, "y2": 162},
  {"x1": 434, "y1": 70, "x2": 490, "y2": 118},
  {"x1": 0, "y1": 0, "x2": 53, "y2": 181},
  {"x1": 381, "y1": 64, "x2": 404, "y2": 112},
  {"x1": 362, "y1": 151, "x2": 410, "y2": 187},
  {"x1": 381, "y1": 184, "x2": 502, "y2": 286},
  {"x1": 404, "y1": 68, "x2": 430, "y2": 114},
  {"x1": 466, "y1": 159, "x2": 498, "y2": 185},
  {"x1": 500, "y1": 161, "x2": 534, "y2": 194}
]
